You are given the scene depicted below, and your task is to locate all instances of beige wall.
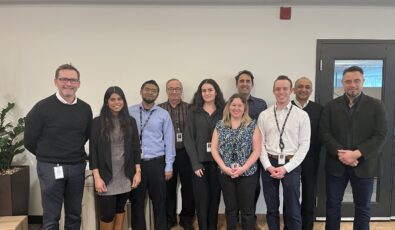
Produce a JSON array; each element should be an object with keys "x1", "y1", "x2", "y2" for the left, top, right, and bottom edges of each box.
[{"x1": 1, "y1": 4, "x2": 395, "y2": 215}]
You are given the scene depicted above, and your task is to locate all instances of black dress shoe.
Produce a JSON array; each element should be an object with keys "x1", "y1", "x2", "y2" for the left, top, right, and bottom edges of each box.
[
  {"x1": 167, "y1": 222, "x2": 177, "y2": 230},
  {"x1": 179, "y1": 222, "x2": 194, "y2": 230}
]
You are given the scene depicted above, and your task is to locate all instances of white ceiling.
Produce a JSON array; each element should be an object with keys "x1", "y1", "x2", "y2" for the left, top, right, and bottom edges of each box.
[{"x1": 0, "y1": 0, "x2": 394, "y2": 6}]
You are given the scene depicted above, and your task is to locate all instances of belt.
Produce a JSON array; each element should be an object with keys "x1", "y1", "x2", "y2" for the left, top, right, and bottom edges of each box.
[
  {"x1": 141, "y1": 155, "x2": 164, "y2": 162},
  {"x1": 268, "y1": 153, "x2": 293, "y2": 160}
]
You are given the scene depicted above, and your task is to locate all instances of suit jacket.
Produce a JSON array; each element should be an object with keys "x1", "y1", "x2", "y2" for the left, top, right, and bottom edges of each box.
[
  {"x1": 89, "y1": 116, "x2": 141, "y2": 185},
  {"x1": 319, "y1": 93, "x2": 387, "y2": 178}
]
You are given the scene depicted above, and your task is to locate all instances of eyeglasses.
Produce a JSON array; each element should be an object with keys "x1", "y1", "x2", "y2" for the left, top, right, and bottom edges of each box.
[
  {"x1": 57, "y1": 77, "x2": 80, "y2": 84},
  {"x1": 167, "y1": 87, "x2": 182, "y2": 93}
]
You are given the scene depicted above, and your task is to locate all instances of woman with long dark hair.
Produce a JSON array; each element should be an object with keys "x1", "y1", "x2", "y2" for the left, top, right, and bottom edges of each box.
[
  {"x1": 89, "y1": 86, "x2": 141, "y2": 230},
  {"x1": 184, "y1": 79, "x2": 225, "y2": 230},
  {"x1": 211, "y1": 93, "x2": 261, "y2": 230}
]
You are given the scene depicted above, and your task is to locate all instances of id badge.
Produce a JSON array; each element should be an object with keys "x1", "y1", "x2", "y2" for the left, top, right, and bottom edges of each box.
[
  {"x1": 230, "y1": 162, "x2": 240, "y2": 169},
  {"x1": 278, "y1": 154, "x2": 285, "y2": 165},
  {"x1": 141, "y1": 150, "x2": 144, "y2": 159},
  {"x1": 176, "y1": 132, "x2": 183, "y2": 142},
  {"x1": 54, "y1": 165, "x2": 64, "y2": 179},
  {"x1": 206, "y1": 142, "x2": 211, "y2": 152}
]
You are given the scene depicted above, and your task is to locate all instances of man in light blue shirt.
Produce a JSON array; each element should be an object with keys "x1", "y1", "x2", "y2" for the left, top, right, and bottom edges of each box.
[{"x1": 129, "y1": 80, "x2": 175, "y2": 230}]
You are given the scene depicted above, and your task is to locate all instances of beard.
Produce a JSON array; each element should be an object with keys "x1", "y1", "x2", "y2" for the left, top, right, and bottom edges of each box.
[
  {"x1": 143, "y1": 97, "x2": 156, "y2": 104},
  {"x1": 346, "y1": 89, "x2": 360, "y2": 98}
]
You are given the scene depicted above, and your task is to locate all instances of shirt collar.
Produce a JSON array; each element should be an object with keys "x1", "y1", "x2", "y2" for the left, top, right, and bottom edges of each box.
[
  {"x1": 167, "y1": 100, "x2": 182, "y2": 108},
  {"x1": 140, "y1": 103, "x2": 158, "y2": 112},
  {"x1": 275, "y1": 101, "x2": 292, "y2": 111},
  {"x1": 56, "y1": 92, "x2": 77, "y2": 105},
  {"x1": 343, "y1": 92, "x2": 362, "y2": 107},
  {"x1": 294, "y1": 99, "x2": 309, "y2": 109}
]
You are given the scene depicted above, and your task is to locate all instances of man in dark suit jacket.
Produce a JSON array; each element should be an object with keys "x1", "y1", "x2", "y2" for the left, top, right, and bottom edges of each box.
[{"x1": 320, "y1": 66, "x2": 388, "y2": 230}]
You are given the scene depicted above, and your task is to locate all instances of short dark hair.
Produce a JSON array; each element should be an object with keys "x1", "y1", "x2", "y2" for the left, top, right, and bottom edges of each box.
[
  {"x1": 235, "y1": 70, "x2": 254, "y2": 85},
  {"x1": 273, "y1": 75, "x2": 293, "y2": 89},
  {"x1": 141, "y1": 80, "x2": 160, "y2": 93},
  {"x1": 55, "y1": 63, "x2": 80, "y2": 80},
  {"x1": 343, "y1": 65, "x2": 364, "y2": 76}
]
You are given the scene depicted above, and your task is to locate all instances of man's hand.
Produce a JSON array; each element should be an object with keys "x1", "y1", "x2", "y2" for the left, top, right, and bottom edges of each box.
[
  {"x1": 194, "y1": 169, "x2": 204, "y2": 177},
  {"x1": 338, "y1": 149, "x2": 362, "y2": 166},
  {"x1": 165, "y1": 171, "x2": 173, "y2": 181},
  {"x1": 131, "y1": 171, "x2": 141, "y2": 189},
  {"x1": 267, "y1": 166, "x2": 286, "y2": 179}
]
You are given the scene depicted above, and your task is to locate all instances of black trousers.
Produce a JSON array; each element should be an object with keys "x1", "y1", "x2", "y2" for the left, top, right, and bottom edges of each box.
[
  {"x1": 192, "y1": 161, "x2": 221, "y2": 230},
  {"x1": 130, "y1": 156, "x2": 167, "y2": 230},
  {"x1": 300, "y1": 153, "x2": 320, "y2": 230},
  {"x1": 166, "y1": 148, "x2": 195, "y2": 226},
  {"x1": 219, "y1": 172, "x2": 258, "y2": 230}
]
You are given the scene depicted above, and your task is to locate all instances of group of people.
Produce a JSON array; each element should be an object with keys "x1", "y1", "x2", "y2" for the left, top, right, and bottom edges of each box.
[{"x1": 24, "y1": 63, "x2": 387, "y2": 230}]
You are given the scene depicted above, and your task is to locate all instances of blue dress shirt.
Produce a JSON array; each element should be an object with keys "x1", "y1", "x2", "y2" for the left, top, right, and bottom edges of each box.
[{"x1": 129, "y1": 103, "x2": 175, "y2": 172}]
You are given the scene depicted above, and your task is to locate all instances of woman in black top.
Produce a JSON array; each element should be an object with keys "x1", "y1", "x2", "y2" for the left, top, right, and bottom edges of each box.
[
  {"x1": 89, "y1": 86, "x2": 141, "y2": 230},
  {"x1": 184, "y1": 79, "x2": 225, "y2": 230}
]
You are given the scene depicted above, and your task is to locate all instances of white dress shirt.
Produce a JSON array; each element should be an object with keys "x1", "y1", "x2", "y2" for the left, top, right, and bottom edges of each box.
[
  {"x1": 56, "y1": 91, "x2": 77, "y2": 105},
  {"x1": 293, "y1": 99, "x2": 309, "y2": 109},
  {"x1": 257, "y1": 101, "x2": 311, "y2": 172}
]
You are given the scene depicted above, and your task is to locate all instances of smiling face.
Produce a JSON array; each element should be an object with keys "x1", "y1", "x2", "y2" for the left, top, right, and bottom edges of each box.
[
  {"x1": 273, "y1": 79, "x2": 292, "y2": 107},
  {"x1": 201, "y1": 83, "x2": 217, "y2": 104},
  {"x1": 166, "y1": 79, "x2": 182, "y2": 103},
  {"x1": 294, "y1": 78, "x2": 313, "y2": 103},
  {"x1": 108, "y1": 93, "x2": 124, "y2": 115},
  {"x1": 236, "y1": 73, "x2": 253, "y2": 97},
  {"x1": 229, "y1": 97, "x2": 245, "y2": 119},
  {"x1": 342, "y1": 71, "x2": 364, "y2": 99},
  {"x1": 54, "y1": 69, "x2": 80, "y2": 101}
]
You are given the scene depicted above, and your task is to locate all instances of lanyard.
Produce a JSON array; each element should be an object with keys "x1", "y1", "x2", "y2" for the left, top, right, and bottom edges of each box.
[
  {"x1": 139, "y1": 106, "x2": 155, "y2": 145},
  {"x1": 274, "y1": 105, "x2": 293, "y2": 153}
]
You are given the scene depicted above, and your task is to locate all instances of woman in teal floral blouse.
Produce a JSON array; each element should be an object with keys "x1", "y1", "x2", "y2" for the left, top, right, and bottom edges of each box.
[{"x1": 211, "y1": 93, "x2": 261, "y2": 230}]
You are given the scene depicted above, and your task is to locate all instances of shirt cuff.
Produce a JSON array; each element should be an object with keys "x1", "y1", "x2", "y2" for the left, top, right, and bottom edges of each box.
[
  {"x1": 284, "y1": 162, "x2": 296, "y2": 173},
  {"x1": 165, "y1": 163, "x2": 173, "y2": 172}
]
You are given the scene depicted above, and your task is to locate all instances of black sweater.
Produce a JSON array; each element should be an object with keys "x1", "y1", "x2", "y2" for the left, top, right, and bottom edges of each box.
[
  {"x1": 292, "y1": 100, "x2": 323, "y2": 157},
  {"x1": 24, "y1": 94, "x2": 92, "y2": 163}
]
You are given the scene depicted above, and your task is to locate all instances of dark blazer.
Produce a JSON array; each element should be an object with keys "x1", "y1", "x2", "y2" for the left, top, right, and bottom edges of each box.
[
  {"x1": 89, "y1": 116, "x2": 141, "y2": 185},
  {"x1": 319, "y1": 93, "x2": 388, "y2": 178},
  {"x1": 184, "y1": 106, "x2": 223, "y2": 171}
]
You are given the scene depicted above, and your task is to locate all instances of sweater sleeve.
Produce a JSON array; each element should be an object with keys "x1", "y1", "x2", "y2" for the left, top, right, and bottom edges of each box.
[{"x1": 24, "y1": 103, "x2": 43, "y2": 155}]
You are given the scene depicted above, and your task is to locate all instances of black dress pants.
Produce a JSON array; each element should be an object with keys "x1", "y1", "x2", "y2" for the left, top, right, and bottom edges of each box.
[
  {"x1": 219, "y1": 172, "x2": 258, "y2": 230},
  {"x1": 166, "y1": 148, "x2": 195, "y2": 227},
  {"x1": 192, "y1": 161, "x2": 221, "y2": 230},
  {"x1": 130, "y1": 156, "x2": 167, "y2": 230},
  {"x1": 300, "y1": 153, "x2": 320, "y2": 230}
]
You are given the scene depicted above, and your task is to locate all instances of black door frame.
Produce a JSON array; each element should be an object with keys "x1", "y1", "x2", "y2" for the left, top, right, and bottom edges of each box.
[{"x1": 315, "y1": 39, "x2": 395, "y2": 220}]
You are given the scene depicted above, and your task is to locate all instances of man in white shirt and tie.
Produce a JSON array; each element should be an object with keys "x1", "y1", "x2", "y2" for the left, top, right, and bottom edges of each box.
[{"x1": 257, "y1": 75, "x2": 310, "y2": 230}]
